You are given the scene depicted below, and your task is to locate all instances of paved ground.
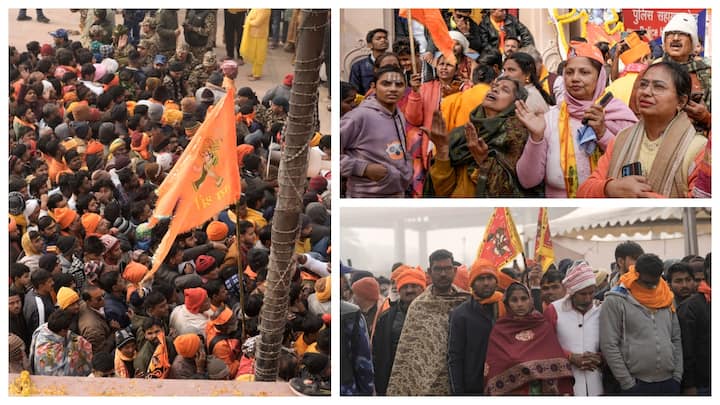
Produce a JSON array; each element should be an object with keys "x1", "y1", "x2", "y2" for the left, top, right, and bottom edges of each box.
[{"x1": 8, "y1": 9, "x2": 329, "y2": 133}]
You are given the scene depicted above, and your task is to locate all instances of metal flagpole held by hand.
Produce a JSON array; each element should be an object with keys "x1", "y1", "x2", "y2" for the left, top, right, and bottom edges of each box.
[{"x1": 408, "y1": 10, "x2": 417, "y2": 75}]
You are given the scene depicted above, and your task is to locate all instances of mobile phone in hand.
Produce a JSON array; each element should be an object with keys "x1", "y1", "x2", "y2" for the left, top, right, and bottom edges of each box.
[
  {"x1": 583, "y1": 92, "x2": 614, "y2": 125},
  {"x1": 621, "y1": 161, "x2": 642, "y2": 177}
]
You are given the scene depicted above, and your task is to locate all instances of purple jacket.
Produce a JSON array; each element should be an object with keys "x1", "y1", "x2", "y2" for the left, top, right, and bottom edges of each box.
[{"x1": 341, "y1": 97, "x2": 412, "y2": 198}]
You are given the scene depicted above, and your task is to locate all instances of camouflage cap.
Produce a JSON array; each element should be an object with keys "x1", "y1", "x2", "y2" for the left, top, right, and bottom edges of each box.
[
  {"x1": 113, "y1": 24, "x2": 128, "y2": 37},
  {"x1": 202, "y1": 51, "x2": 217, "y2": 67},
  {"x1": 141, "y1": 16, "x2": 157, "y2": 29}
]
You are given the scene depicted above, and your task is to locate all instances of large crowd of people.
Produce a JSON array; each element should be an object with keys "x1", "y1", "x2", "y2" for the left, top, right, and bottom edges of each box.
[
  {"x1": 340, "y1": 9, "x2": 711, "y2": 198},
  {"x1": 341, "y1": 242, "x2": 711, "y2": 396},
  {"x1": 8, "y1": 9, "x2": 331, "y2": 395}
]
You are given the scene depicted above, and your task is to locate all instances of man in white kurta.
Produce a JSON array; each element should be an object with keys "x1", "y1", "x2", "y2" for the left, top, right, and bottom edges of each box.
[
  {"x1": 169, "y1": 287, "x2": 211, "y2": 338},
  {"x1": 544, "y1": 261, "x2": 603, "y2": 395}
]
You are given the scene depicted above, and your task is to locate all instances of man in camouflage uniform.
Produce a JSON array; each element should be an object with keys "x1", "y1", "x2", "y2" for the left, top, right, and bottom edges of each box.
[
  {"x1": 140, "y1": 16, "x2": 161, "y2": 56},
  {"x1": 169, "y1": 43, "x2": 197, "y2": 81},
  {"x1": 259, "y1": 95, "x2": 288, "y2": 133},
  {"x1": 89, "y1": 9, "x2": 114, "y2": 45},
  {"x1": 155, "y1": 9, "x2": 179, "y2": 60},
  {"x1": 183, "y1": 9, "x2": 216, "y2": 61},
  {"x1": 112, "y1": 25, "x2": 136, "y2": 67},
  {"x1": 136, "y1": 39, "x2": 156, "y2": 68},
  {"x1": 187, "y1": 51, "x2": 218, "y2": 95}
]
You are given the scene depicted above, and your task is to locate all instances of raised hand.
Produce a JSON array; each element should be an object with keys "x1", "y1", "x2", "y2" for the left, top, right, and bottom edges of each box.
[
  {"x1": 464, "y1": 122, "x2": 488, "y2": 165},
  {"x1": 420, "y1": 110, "x2": 450, "y2": 159},
  {"x1": 515, "y1": 100, "x2": 546, "y2": 142}
]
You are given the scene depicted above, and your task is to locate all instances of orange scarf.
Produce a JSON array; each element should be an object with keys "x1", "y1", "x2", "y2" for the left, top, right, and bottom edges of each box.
[
  {"x1": 697, "y1": 280, "x2": 711, "y2": 303},
  {"x1": 619, "y1": 266, "x2": 675, "y2": 311},
  {"x1": 114, "y1": 348, "x2": 136, "y2": 378},
  {"x1": 146, "y1": 331, "x2": 171, "y2": 378},
  {"x1": 473, "y1": 291, "x2": 506, "y2": 318},
  {"x1": 236, "y1": 110, "x2": 256, "y2": 127}
]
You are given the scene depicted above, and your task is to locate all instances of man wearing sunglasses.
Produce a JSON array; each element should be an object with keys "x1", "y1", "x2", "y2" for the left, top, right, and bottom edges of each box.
[{"x1": 600, "y1": 253, "x2": 683, "y2": 395}]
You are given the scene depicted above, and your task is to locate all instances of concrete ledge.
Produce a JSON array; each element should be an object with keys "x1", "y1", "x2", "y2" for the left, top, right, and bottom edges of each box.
[{"x1": 9, "y1": 373, "x2": 295, "y2": 396}]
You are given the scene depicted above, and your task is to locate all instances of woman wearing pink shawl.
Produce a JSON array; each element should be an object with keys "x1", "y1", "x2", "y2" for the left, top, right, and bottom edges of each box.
[{"x1": 515, "y1": 41, "x2": 638, "y2": 198}]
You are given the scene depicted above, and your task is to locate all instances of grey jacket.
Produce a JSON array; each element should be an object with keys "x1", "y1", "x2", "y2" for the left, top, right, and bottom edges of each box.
[{"x1": 599, "y1": 286, "x2": 683, "y2": 390}]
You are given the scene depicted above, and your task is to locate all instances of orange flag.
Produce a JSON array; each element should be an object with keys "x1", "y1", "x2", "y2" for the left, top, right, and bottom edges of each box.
[
  {"x1": 399, "y1": 9, "x2": 457, "y2": 65},
  {"x1": 534, "y1": 208, "x2": 555, "y2": 272},
  {"x1": 477, "y1": 208, "x2": 524, "y2": 270},
  {"x1": 149, "y1": 77, "x2": 241, "y2": 273}
]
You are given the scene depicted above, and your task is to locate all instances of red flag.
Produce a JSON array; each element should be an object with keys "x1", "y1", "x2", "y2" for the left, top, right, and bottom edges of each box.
[
  {"x1": 399, "y1": 9, "x2": 457, "y2": 65},
  {"x1": 149, "y1": 77, "x2": 241, "y2": 273},
  {"x1": 478, "y1": 208, "x2": 524, "y2": 270},
  {"x1": 534, "y1": 208, "x2": 555, "y2": 272}
]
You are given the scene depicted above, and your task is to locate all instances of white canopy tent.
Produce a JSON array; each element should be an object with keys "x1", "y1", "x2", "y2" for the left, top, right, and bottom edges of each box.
[{"x1": 531, "y1": 207, "x2": 712, "y2": 270}]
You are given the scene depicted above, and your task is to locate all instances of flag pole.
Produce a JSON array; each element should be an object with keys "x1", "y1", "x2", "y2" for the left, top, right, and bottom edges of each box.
[
  {"x1": 235, "y1": 204, "x2": 247, "y2": 340},
  {"x1": 407, "y1": 10, "x2": 418, "y2": 75}
]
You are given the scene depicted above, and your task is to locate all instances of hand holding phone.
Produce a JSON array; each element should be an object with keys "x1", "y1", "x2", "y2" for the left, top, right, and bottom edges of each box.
[
  {"x1": 582, "y1": 92, "x2": 614, "y2": 125},
  {"x1": 621, "y1": 161, "x2": 642, "y2": 177}
]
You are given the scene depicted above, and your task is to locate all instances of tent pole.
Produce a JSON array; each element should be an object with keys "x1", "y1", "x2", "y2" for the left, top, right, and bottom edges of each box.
[{"x1": 683, "y1": 207, "x2": 698, "y2": 256}]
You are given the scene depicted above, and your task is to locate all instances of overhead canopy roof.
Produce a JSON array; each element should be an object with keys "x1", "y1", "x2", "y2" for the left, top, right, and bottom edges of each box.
[
  {"x1": 549, "y1": 207, "x2": 711, "y2": 238},
  {"x1": 341, "y1": 207, "x2": 575, "y2": 230}
]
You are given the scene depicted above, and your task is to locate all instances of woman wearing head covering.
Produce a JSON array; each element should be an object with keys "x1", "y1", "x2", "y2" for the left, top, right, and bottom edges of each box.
[
  {"x1": 484, "y1": 282, "x2": 574, "y2": 395},
  {"x1": 425, "y1": 77, "x2": 542, "y2": 197},
  {"x1": 19, "y1": 231, "x2": 45, "y2": 271},
  {"x1": 403, "y1": 52, "x2": 473, "y2": 197},
  {"x1": 516, "y1": 41, "x2": 638, "y2": 198},
  {"x1": 577, "y1": 61, "x2": 708, "y2": 198}
]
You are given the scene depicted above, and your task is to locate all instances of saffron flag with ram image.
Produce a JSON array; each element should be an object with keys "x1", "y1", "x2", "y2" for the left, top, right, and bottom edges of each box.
[
  {"x1": 477, "y1": 207, "x2": 524, "y2": 289},
  {"x1": 148, "y1": 77, "x2": 242, "y2": 273}
]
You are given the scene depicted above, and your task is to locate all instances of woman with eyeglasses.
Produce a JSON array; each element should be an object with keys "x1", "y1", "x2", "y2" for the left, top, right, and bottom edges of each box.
[
  {"x1": 515, "y1": 41, "x2": 638, "y2": 198},
  {"x1": 577, "y1": 61, "x2": 707, "y2": 198}
]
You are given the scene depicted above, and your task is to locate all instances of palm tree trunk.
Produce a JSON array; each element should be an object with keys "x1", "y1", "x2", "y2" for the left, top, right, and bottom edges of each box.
[{"x1": 255, "y1": 9, "x2": 329, "y2": 382}]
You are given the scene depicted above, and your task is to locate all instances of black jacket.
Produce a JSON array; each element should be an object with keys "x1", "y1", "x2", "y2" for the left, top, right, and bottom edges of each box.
[
  {"x1": 443, "y1": 14, "x2": 484, "y2": 53},
  {"x1": 371, "y1": 302, "x2": 406, "y2": 395},
  {"x1": 478, "y1": 14, "x2": 534, "y2": 54},
  {"x1": 447, "y1": 298, "x2": 499, "y2": 394},
  {"x1": 677, "y1": 292, "x2": 711, "y2": 390}
]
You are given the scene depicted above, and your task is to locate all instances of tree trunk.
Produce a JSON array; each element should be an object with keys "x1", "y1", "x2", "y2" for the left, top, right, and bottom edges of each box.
[{"x1": 255, "y1": 9, "x2": 329, "y2": 382}]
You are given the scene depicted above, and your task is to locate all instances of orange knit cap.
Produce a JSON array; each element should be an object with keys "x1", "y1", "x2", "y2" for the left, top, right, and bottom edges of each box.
[
  {"x1": 53, "y1": 207, "x2": 78, "y2": 230},
  {"x1": 568, "y1": 40, "x2": 605, "y2": 65},
  {"x1": 81, "y1": 213, "x2": 102, "y2": 234},
  {"x1": 85, "y1": 140, "x2": 104, "y2": 155},
  {"x1": 173, "y1": 333, "x2": 200, "y2": 359},
  {"x1": 396, "y1": 266, "x2": 427, "y2": 291},
  {"x1": 206, "y1": 221, "x2": 229, "y2": 241},
  {"x1": 123, "y1": 261, "x2": 149, "y2": 284},
  {"x1": 174, "y1": 333, "x2": 201, "y2": 358},
  {"x1": 469, "y1": 258, "x2": 498, "y2": 285}
]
